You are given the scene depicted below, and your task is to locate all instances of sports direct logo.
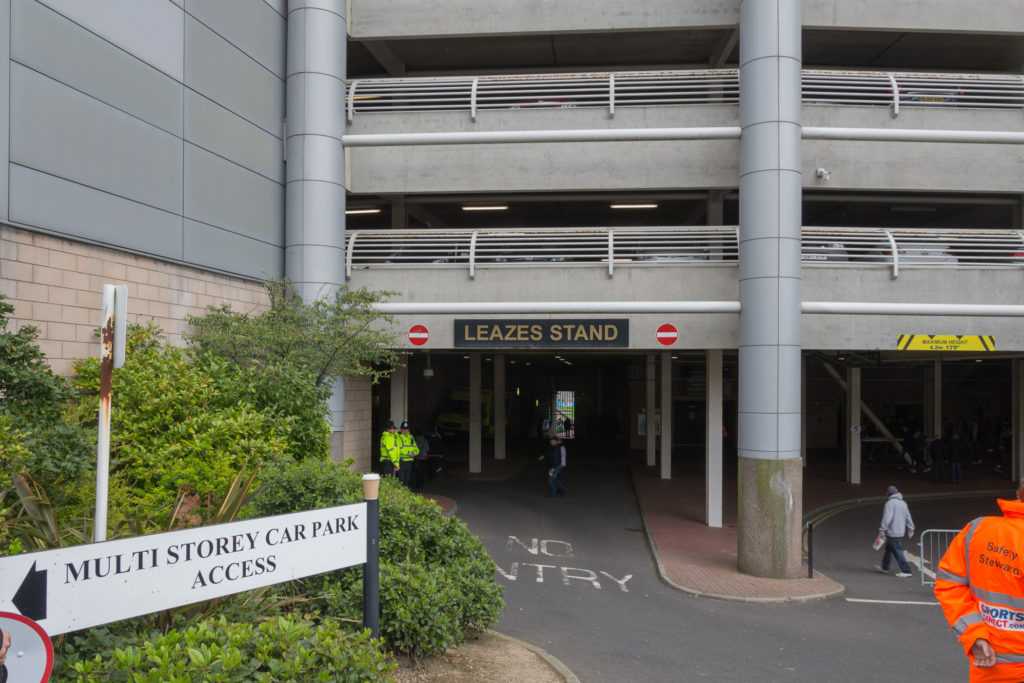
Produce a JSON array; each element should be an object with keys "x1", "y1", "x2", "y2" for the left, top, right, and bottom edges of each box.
[{"x1": 980, "y1": 602, "x2": 1024, "y2": 631}]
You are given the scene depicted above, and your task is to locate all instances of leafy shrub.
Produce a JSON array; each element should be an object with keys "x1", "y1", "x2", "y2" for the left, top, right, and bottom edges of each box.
[
  {"x1": 249, "y1": 460, "x2": 505, "y2": 658},
  {"x1": 0, "y1": 295, "x2": 94, "y2": 506},
  {"x1": 55, "y1": 614, "x2": 395, "y2": 682},
  {"x1": 72, "y1": 324, "x2": 291, "y2": 521}
]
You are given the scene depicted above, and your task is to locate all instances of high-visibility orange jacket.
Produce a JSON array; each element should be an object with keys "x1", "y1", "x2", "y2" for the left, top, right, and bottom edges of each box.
[{"x1": 935, "y1": 498, "x2": 1024, "y2": 683}]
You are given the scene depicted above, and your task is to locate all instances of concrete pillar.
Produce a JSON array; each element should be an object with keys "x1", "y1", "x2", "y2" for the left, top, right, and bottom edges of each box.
[
  {"x1": 736, "y1": 0, "x2": 804, "y2": 579},
  {"x1": 646, "y1": 354, "x2": 656, "y2": 466},
  {"x1": 495, "y1": 354, "x2": 506, "y2": 460},
  {"x1": 932, "y1": 360, "x2": 943, "y2": 442},
  {"x1": 1013, "y1": 359, "x2": 1022, "y2": 482},
  {"x1": 706, "y1": 349, "x2": 724, "y2": 527},
  {"x1": 391, "y1": 196, "x2": 406, "y2": 229},
  {"x1": 660, "y1": 351, "x2": 672, "y2": 480},
  {"x1": 469, "y1": 353, "x2": 482, "y2": 473},
  {"x1": 846, "y1": 367, "x2": 861, "y2": 485},
  {"x1": 285, "y1": 1, "x2": 348, "y2": 449},
  {"x1": 389, "y1": 364, "x2": 407, "y2": 427},
  {"x1": 801, "y1": 355, "x2": 807, "y2": 465}
]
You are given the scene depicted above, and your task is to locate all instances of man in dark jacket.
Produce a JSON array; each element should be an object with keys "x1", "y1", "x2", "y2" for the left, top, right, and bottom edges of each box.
[{"x1": 538, "y1": 436, "x2": 567, "y2": 497}]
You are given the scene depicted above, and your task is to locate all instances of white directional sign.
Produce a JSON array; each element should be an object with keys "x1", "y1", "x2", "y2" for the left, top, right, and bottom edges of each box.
[{"x1": 0, "y1": 503, "x2": 366, "y2": 635}]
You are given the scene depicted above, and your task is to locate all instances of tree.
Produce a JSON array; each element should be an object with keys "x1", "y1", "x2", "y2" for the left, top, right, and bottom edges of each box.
[{"x1": 185, "y1": 279, "x2": 400, "y2": 388}]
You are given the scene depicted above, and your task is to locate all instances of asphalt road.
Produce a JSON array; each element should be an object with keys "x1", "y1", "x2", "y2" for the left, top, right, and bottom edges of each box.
[{"x1": 429, "y1": 458, "x2": 996, "y2": 682}]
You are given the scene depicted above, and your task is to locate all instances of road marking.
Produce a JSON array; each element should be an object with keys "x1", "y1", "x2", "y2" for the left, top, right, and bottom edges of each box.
[
  {"x1": 846, "y1": 598, "x2": 939, "y2": 606},
  {"x1": 904, "y1": 550, "x2": 938, "y2": 582}
]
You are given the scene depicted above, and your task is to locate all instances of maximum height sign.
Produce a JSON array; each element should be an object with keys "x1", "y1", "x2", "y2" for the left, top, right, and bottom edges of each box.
[{"x1": 0, "y1": 503, "x2": 366, "y2": 635}]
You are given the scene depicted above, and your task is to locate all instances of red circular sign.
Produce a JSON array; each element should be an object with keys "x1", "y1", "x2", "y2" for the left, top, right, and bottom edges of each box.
[
  {"x1": 0, "y1": 611, "x2": 54, "y2": 683},
  {"x1": 656, "y1": 323, "x2": 678, "y2": 346},
  {"x1": 408, "y1": 324, "x2": 429, "y2": 346}
]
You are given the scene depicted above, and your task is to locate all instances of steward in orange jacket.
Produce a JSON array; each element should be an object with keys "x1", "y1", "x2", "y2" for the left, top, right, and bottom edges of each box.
[{"x1": 935, "y1": 479, "x2": 1024, "y2": 682}]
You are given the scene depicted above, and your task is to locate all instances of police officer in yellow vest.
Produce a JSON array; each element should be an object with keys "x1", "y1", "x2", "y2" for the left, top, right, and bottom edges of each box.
[
  {"x1": 397, "y1": 420, "x2": 419, "y2": 487},
  {"x1": 380, "y1": 420, "x2": 400, "y2": 476}
]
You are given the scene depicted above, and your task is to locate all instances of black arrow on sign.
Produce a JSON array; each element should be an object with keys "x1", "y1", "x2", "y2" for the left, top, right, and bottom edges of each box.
[{"x1": 13, "y1": 561, "x2": 47, "y2": 621}]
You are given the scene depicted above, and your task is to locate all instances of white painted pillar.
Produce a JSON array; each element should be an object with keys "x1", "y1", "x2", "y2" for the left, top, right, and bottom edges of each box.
[
  {"x1": 706, "y1": 349, "x2": 723, "y2": 527},
  {"x1": 847, "y1": 367, "x2": 861, "y2": 484},
  {"x1": 389, "y1": 364, "x2": 408, "y2": 427},
  {"x1": 1013, "y1": 359, "x2": 1022, "y2": 482},
  {"x1": 469, "y1": 353, "x2": 482, "y2": 473},
  {"x1": 646, "y1": 354, "x2": 657, "y2": 466},
  {"x1": 801, "y1": 355, "x2": 807, "y2": 466},
  {"x1": 660, "y1": 351, "x2": 673, "y2": 480},
  {"x1": 494, "y1": 354, "x2": 506, "y2": 461}
]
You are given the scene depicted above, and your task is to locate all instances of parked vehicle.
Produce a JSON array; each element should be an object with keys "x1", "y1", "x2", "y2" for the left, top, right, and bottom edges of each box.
[{"x1": 801, "y1": 242, "x2": 848, "y2": 262}]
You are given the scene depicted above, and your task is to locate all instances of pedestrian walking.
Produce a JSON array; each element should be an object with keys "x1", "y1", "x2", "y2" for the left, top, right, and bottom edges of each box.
[
  {"x1": 929, "y1": 433, "x2": 948, "y2": 484},
  {"x1": 934, "y1": 478, "x2": 1024, "y2": 682},
  {"x1": 874, "y1": 485, "x2": 915, "y2": 578},
  {"x1": 949, "y1": 430, "x2": 967, "y2": 484},
  {"x1": 538, "y1": 436, "x2": 567, "y2": 497},
  {"x1": 426, "y1": 425, "x2": 444, "y2": 479}
]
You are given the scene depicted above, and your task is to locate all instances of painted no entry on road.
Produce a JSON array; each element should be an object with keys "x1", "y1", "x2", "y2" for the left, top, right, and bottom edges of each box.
[
  {"x1": 0, "y1": 503, "x2": 366, "y2": 635},
  {"x1": 409, "y1": 324, "x2": 430, "y2": 346},
  {"x1": 656, "y1": 323, "x2": 678, "y2": 346}
]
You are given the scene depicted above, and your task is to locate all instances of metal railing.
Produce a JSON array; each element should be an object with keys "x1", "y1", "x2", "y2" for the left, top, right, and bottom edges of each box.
[
  {"x1": 346, "y1": 70, "x2": 1024, "y2": 120},
  {"x1": 918, "y1": 529, "x2": 961, "y2": 586},
  {"x1": 345, "y1": 227, "x2": 1024, "y2": 279}
]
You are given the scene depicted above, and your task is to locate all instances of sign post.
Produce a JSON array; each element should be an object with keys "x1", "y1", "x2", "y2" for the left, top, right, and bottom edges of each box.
[
  {"x1": 362, "y1": 475, "x2": 380, "y2": 638},
  {"x1": 0, "y1": 504, "x2": 367, "y2": 636},
  {"x1": 95, "y1": 284, "x2": 127, "y2": 542}
]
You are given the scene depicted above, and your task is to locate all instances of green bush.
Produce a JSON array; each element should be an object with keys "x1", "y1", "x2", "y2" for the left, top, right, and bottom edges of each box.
[
  {"x1": 55, "y1": 614, "x2": 395, "y2": 682},
  {"x1": 72, "y1": 324, "x2": 292, "y2": 521},
  {"x1": 249, "y1": 461, "x2": 505, "y2": 658},
  {"x1": 0, "y1": 295, "x2": 94, "y2": 507}
]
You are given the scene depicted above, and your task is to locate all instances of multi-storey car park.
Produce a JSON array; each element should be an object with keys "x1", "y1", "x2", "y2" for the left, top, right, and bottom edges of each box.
[{"x1": 0, "y1": 0, "x2": 1022, "y2": 576}]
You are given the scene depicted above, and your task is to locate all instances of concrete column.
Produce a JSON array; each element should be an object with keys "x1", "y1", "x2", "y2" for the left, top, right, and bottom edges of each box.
[
  {"x1": 646, "y1": 354, "x2": 657, "y2": 466},
  {"x1": 389, "y1": 364, "x2": 407, "y2": 427},
  {"x1": 707, "y1": 193, "x2": 724, "y2": 226},
  {"x1": 1013, "y1": 359, "x2": 1022, "y2": 482},
  {"x1": 660, "y1": 351, "x2": 672, "y2": 480},
  {"x1": 495, "y1": 354, "x2": 506, "y2": 460},
  {"x1": 469, "y1": 353, "x2": 482, "y2": 473},
  {"x1": 285, "y1": 1, "x2": 348, "y2": 448},
  {"x1": 846, "y1": 367, "x2": 861, "y2": 485},
  {"x1": 736, "y1": 0, "x2": 804, "y2": 579},
  {"x1": 706, "y1": 349, "x2": 724, "y2": 527},
  {"x1": 932, "y1": 360, "x2": 943, "y2": 442},
  {"x1": 801, "y1": 355, "x2": 807, "y2": 465},
  {"x1": 391, "y1": 196, "x2": 407, "y2": 229}
]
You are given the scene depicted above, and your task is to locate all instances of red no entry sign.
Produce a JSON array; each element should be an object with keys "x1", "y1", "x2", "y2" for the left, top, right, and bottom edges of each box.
[
  {"x1": 408, "y1": 324, "x2": 429, "y2": 346},
  {"x1": 656, "y1": 323, "x2": 678, "y2": 346}
]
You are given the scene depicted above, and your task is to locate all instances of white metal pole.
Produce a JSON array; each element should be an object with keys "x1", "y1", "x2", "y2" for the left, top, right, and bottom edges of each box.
[{"x1": 94, "y1": 285, "x2": 115, "y2": 542}]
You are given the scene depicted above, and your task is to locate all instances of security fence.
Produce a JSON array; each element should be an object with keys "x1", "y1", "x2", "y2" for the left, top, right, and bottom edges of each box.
[{"x1": 918, "y1": 528, "x2": 962, "y2": 586}]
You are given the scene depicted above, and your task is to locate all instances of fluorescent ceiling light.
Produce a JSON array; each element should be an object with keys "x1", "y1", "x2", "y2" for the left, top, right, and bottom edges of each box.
[
  {"x1": 346, "y1": 208, "x2": 381, "y2": 215},
  {"x1": 462, "y1": 204, "x2": 508, "y2": 211},
  {"x1": 610, "y1": 203, "x2": 658, "y2": 209}
]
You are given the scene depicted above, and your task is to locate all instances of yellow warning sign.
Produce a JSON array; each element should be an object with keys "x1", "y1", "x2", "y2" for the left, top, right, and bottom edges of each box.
[{"x1": 897, "y1": 335, "x2": 995, "y2": 352}]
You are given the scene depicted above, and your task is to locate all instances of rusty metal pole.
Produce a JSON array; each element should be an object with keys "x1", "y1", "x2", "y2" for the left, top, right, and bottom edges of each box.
[{"x1": 94, "y1": 284, "x2": 126, "y2": 543}]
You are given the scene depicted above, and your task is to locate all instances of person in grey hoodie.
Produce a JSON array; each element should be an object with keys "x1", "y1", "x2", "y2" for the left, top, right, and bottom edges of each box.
[{"x1": 876, "y1": 485, "x2": 916, "y2": 577}]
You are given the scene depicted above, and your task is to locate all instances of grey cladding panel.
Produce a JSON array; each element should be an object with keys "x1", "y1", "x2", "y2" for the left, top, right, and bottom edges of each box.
[
  {"x1": 13, "y1": 0, "x2": 183, "y2": 135},
  {"x1": 184, "y1": 144, "x2": 283, "y2": 246},
  {"x1": 10, "y1": 64, "x2": 183, "y2": 214},
  {"x1": 10, "y1": 165, "x2": 183, "y2": 259},
  {"x1": 185, "y1": 90, "x2": 283, "y2": 184},
  {"x1": 185, "y1": 0, "x2": 286, "y2": 78},
  {"x1": 185, "y1": 16, "x2": 284, "y2": 134},
  {"x1": 38, "y1": 0, "x2": 184, "y2": 81},
  {"x1": 183, "y1": 219, "x2": 282, "y2": 279}
]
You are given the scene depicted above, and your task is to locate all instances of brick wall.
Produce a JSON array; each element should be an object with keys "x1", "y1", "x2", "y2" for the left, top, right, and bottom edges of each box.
[{"x1": 0, "y1": 225, "x2": 374, "y2": 470}]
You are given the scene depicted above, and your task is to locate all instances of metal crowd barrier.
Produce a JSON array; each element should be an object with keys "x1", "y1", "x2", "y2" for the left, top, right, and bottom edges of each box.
[{"x1": 918, "y1": 528, "x2": 962, "y2": 586}]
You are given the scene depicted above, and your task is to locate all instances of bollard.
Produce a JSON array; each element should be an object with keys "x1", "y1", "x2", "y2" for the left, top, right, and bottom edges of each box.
[
  {"x1": 806, "y1": 521, "x2": 814, "y2": 579},
  {"x1": 362, "y1": 474, "x2": 380, "y2": 638}
]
